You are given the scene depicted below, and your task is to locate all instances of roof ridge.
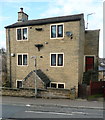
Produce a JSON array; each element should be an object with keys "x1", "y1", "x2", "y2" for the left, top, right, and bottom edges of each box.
[{"x1": 5, "y1": 13, "x2": 84, "y2": 28}]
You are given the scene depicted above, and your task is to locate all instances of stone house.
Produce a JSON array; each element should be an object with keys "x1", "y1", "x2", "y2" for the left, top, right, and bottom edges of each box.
[{"x1": 5, "y1": 8, "x2": 100, "y2": 96}]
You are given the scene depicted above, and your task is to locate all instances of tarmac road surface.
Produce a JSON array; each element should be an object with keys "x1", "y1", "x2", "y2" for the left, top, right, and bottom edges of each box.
[{"x1": 1, "y1": 96, "x2": 105, "y2": 119}]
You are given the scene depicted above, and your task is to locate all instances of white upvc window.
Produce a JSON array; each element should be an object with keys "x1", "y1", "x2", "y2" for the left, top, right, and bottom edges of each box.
[
  {"x1": 50, "y1": 53, "x2": 64, "y2": 67},
  {"x1": 17, "y1": 53, "x2": 28, "y2": 66},
  {"x1": 16, "y1": 27, "x2": 28, "y2": 41},
  {"x1": 16, "y1": 80, "x2": 23, "y2": 88},
  {"x1": 50, "y1": 23, "x2": 64, "y2": 39},
  {"x1": 50, "y1": 82, "x2": 65, "y2": 89}
]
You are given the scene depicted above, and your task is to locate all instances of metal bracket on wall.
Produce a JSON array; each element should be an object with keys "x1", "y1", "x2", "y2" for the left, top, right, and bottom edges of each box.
[{"x1": 35, "y1": 44, "x2": 43, "y2": 51}]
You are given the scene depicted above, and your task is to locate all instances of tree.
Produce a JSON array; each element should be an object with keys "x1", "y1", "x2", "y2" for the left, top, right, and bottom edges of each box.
[
  {"x1": 0, "y1": 48, "x2": 6, "y2": 54},
  {"x1": 0, "y1": 48, "x2": 8, "y2": 87}
]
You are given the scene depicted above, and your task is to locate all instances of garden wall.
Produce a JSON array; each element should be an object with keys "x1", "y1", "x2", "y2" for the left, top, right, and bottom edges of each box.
[{"x1": 1, "y1": 87, "x2": 76, "y2": 99}]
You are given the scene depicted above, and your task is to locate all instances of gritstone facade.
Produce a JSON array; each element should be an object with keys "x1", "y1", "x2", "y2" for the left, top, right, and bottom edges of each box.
[{"x1": 5, "y1": 8, "x2": 100, "y2": 96}]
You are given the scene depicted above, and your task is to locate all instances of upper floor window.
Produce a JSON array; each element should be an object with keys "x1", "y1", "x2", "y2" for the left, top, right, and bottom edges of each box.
[
  {"x1": 17, "y1": 53, "x2": 28, "y2": 66},
  {"x1": 50, "y1": 53, "x2": 64, "y2": 67},
  {"x1": 50, "y1": 24, "x2": 64, "y2": 39},
  {"x1": 17, "y1": 28, "x2": 28, "y2": 40}
]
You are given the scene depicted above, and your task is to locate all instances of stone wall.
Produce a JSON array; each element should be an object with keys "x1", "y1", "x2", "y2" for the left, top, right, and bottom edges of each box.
[
  {"x1": 6, "y1": 20, "x2": 83, "y2": 91},
  {"x1": 84, "y1": 30, "x2": 100, "y2": 56},
  {"x1": 23, "y1": 72, "x2": 45, "y2": 89},
  {"x1": 2, "y1": 87, "x2": 76, "y2": 99}
]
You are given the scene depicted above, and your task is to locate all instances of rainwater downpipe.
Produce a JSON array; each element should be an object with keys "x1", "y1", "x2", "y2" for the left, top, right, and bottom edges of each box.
[{"x1": 8, "y1": 28, "x2": 12, "y2": 87}]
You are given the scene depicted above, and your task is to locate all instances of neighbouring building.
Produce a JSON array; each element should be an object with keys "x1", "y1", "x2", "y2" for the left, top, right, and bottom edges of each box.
[
  {"x1": 98, "y1": 58, "x2": 105, "y2": 81},
  {"x1": 5, "y1": 8, "x2": 100, "y2": 96}
]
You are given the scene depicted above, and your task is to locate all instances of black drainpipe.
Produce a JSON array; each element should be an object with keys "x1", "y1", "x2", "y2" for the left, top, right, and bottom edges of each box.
[{"x1": 8, "y1": 28, "x2": 12, "y2": 87}]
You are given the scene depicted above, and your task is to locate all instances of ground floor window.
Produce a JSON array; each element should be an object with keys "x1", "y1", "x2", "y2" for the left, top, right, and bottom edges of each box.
[
  {"x1": 17, "y1": 53, "x2": 28, "y2": 66},
  {"x1": 50, "y1": 82, "x2": 65, "y2": 89},
  {"x1": 16, "y1": 80, "x2": 23, "y2": 88}
]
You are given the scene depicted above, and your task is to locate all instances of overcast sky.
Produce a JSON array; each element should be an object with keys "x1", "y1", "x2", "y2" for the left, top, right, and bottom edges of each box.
[{"x1": 0, "y1": 0, "x2": 104, "y2": 57}]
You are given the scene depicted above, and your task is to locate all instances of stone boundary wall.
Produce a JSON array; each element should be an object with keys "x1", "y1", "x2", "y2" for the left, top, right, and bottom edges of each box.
[{"x1": 1, "y1": 87, "x2": 76, "y2": 99}]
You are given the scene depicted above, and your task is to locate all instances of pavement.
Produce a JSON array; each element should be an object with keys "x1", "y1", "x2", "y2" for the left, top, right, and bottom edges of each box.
[{"x1": 1, "y1": 96, "x2": 104, "y2": 110}]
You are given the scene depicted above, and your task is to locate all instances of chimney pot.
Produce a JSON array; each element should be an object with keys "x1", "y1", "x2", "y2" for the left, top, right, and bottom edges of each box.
[{"x1": 20, "y1": 8, "x2": 23, "y2": 12}]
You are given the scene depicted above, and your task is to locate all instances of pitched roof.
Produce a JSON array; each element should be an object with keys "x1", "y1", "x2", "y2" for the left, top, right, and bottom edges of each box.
[
  {"x1": 5, "y1": 13, "x2": 84, "y2": 28},
  {"x1": 24, "y1": 69, "x2": 50, "y2": 84}
]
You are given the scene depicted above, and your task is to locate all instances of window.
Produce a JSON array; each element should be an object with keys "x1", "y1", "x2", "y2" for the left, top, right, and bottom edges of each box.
[
  {"x1": 16, "y1": 80, "x2": 23, "y2": 88},
  {"x1": 17, "y1": 29, "x2": 21, "y2": 40},
  {"x1": 58, "y1": 83, "x2": 64, "y2": 88},
  {"x1": 51, "y1": 83, "x2": 57, "y2": 88},
  {"x1": 17, "y1": 54, "x2": 28, "y2": 66},
  {"x1": 57, "y1": 25, "x2": 63, "y2": 37},
  {"x1": 18, "y1": 55, "x2": 22, "y2": 65},
  {"x1": 17, "y1": 28, "x2": 28, "y2": 40},
  {"x1": 50, "y1": 82, "x2": 65, "y2": 89},
  {"x1": 57, "y1": 54, "x2": 63, "y2": 66},
  {"x1": 50, "y1": 53, "x2": 64, "y2": 67},
  {"x1": 51, "y1": 54, "x2": 56, "y2": 66},
  {"x1": 51, "y1": 25, "x2": 56, "y2": 38},
  {"x1": 50, "y1": 24, "x2": 64, "y2": 39}
]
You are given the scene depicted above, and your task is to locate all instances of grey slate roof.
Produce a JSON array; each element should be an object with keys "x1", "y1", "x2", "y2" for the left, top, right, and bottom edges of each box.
[
  {"x1": 24, "y1": 69, "x2": 50, "y2": 84},
  {"x1": 36, "y1": 69, "x2": 50, "y2": 84},
  {"x1": 5, "y1": 13, "x2": 84, "y2": 28}
]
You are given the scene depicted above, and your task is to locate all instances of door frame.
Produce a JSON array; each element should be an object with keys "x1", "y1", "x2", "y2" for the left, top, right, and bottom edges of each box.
[{"x1": 84, "y1": 55, "x2": 96, "y2": 72}]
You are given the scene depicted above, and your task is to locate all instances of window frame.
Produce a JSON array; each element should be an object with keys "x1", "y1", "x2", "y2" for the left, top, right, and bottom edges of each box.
[
  {"x1": 17, "y1": 53, "x2": 28, "y2": 66},
  {"x1": 16, "y1": 27, "x2": 28, "y2": 41},
  {"x1": 16, "y1": 80, "x2": 23, "y2": 88},
  {"x1": 50, "y1": 82, "x2": 65, "y2": 89},
  {"x1": 50, "y1": 53, "x2": 64, "y2": 67},
  {"x1": 50, "y1": 23, "x2": 64, "y2": 39}
]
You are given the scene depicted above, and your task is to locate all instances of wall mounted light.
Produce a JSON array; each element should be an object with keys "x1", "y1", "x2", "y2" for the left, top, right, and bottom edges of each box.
[{"x1": 11, "y1": 53, "x2": 15, "y2": 57}]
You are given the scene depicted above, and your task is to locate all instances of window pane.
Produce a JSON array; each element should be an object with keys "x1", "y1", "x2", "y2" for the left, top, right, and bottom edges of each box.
[
  {"x1": 17, "y1": 81, "x2": 22, "y2": 88},
  {"x1": 23, "y1": 55, "x2": 27, "y2": 65},
  {"x1": 58, "y1": 54, "x2": 63, "y2": 66},
  {"x1": 23, "y1": 28, "x2": 27, "y2": 40},
  {"x1": 18, "y1": 55, "x2": 22, "y2": 65},
  {"x1": 57, "y1": 25, "x2": 63, "y2": 37},
  {"x1": 17, "y1": 29, "x2": 21, "y2": 40},
  {"x1": 51, "y1": 25, "x2": 56, "y2": 38},
  {"x1": 51, "y1": 54, "x2": 56, "y2": 66},
  {"x1": 58, "y1": 84, "x2": 64, "y2": 88},
  {"x1": 51, "y1": 83, "x2": 57, "y2": 88}
]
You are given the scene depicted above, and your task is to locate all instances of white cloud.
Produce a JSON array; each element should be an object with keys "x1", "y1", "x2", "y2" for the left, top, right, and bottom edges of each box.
[
  {"x1": 0, "y1": 0, "x2": 103, "y2": 56},
  {"x1": 0, "y1": 0, "x2": 56, "y2": 2},
  {"x1": 40, "y1": 0, "x2": 103, "y2": 57}
]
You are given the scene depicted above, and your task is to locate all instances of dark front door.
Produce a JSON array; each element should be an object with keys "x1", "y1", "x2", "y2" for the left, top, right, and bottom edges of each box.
[{"x1": 85, "y1": 56, "x2": 94, "y2": 72}]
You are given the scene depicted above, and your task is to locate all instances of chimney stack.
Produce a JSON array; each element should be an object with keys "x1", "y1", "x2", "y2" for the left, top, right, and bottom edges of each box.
[{"x1": 18, "y1": 8, "x2": 28, "y2": 22}]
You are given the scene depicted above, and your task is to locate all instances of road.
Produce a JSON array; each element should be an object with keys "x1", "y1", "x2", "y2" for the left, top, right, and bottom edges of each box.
[{"x1": 1, "y1": 96, "x2": 104, "y2": 119}]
